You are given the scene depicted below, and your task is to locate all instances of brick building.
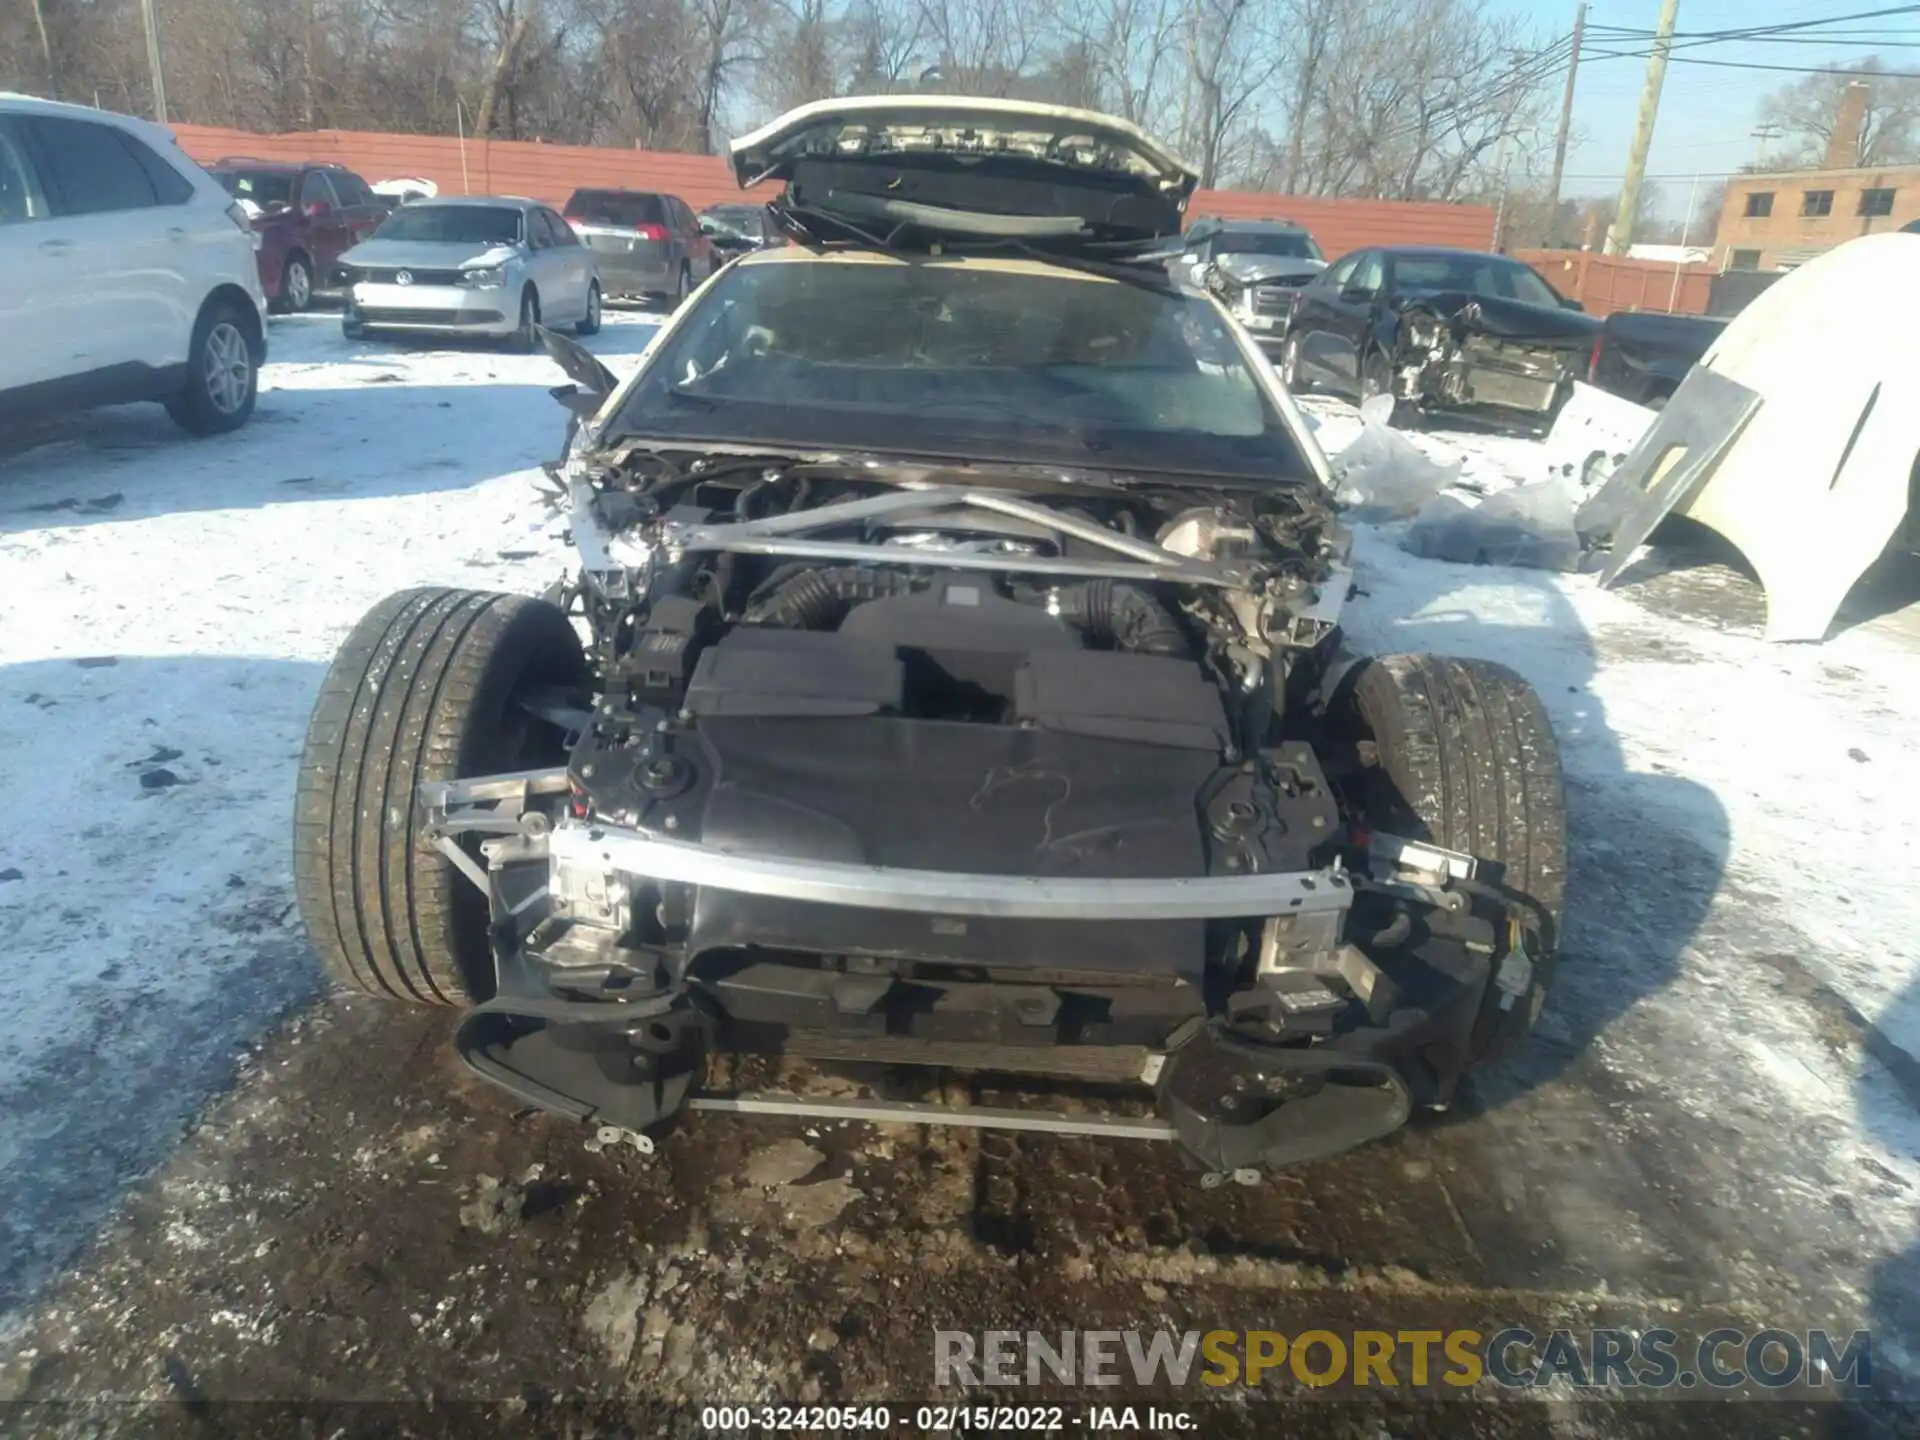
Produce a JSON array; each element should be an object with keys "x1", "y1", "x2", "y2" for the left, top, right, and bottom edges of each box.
[{"x1": 1711, "y1": 81, "x2": 1920, "y2": 270}]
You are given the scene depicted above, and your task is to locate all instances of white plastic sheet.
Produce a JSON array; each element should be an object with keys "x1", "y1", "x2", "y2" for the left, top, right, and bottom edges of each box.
[
  {"x1": 1333, "y1": 396, "x2": 1462, "y2": 520},
  {"x1": 1402, "y1": 475, "x2": 1583, "y2": 572}
]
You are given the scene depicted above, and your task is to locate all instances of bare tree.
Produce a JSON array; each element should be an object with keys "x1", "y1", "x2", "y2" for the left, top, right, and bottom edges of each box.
[{"x1": 1756, "y1": 59, "x2": 1920, "y2": 169}]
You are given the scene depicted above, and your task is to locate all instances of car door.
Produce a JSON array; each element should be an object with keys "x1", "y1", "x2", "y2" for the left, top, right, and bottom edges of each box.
[
  {"x1": 16, "y1": 112, "x2": 186, "y2": 378},
  {"x1": 1319, "y1": 249, "x2": 1386, "y2": 395},
  {"x1": 1286, "y1": 252, "x2": 1361, "y2": 388},
  {"x1": 543, "y1": 206, "x2": 593, "y2": 312},
  {"x1": 0, "y1": 113, "x2": 68, "y2": 394},
  {"x1": 326, "y1": 169, "x2": 385, "y2": 275},
  {"x1": 524, "y1": 208, "x2": 575, "y2": 317},
  {"x1": 674, "y1": 198, "x2": 713, "y2": 279},
  {"x1": 298, "y1": 168, "x2": 352, "y2": 278}
]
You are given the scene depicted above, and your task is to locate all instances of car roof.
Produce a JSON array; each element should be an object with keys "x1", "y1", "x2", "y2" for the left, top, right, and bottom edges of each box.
[
  {"x1": 209, "y1": 157, "x2": 309, "y2": 173},
  {"x1": 568, "y1": 186, "x2": 668, "y2": 198},
  {"x1": 406, "y1": 195, "x2": 541, "y2": 211},
  {"x1": 0, "y1": 92, "x2": 177, "y2": 145},
  {"x1": 1376, "y1": 245, "x2": 1516, "y2": 260},
  {"x1": 1211, "y1": 219, "x2": 1310, "y2": 232}
]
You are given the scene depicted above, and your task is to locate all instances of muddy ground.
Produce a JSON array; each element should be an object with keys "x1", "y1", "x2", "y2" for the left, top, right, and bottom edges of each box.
[{"x1": 0, "y1": 995, "x2": 1905, "y2": 1439}]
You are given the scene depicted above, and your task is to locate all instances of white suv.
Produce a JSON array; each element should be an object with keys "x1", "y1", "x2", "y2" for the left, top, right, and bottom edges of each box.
[{"x1": 0, "y1": 94, "x2": 268, "y2": 435}]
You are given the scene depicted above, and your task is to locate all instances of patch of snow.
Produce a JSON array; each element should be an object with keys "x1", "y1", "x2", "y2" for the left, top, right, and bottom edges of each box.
[{"x1": 0, "y1": 309, "x2": 663, "y2": 1320}]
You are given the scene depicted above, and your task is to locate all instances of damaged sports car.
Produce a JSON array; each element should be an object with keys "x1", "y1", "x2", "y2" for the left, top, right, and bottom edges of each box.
[
  {"x1": 1280, "y1": 245, "x2": 1600, "y2": 429},
  {"x1": 294, "y1": 98, "x2": 1568, "y2": 1181}
]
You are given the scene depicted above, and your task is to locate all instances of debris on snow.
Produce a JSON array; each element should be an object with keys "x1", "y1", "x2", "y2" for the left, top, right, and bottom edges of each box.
[
  {"x1": 1403, "y1": 473, "x2": 1583, "y2": 572},
  {"x1": 1331, "y1": 394, "x2": 1461, "y2": 520}
]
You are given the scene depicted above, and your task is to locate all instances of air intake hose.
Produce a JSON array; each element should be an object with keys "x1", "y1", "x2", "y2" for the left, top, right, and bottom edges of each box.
[
  {"x1": 1050, "y1": 580, "x2": 1189, "y2": 656},
  {"x1": 742, "y1": 566, "x2": 918, "y2": 628}
]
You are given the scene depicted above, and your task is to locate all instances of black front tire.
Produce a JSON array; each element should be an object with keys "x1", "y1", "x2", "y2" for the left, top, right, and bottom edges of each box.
[
  {"x1": 1333, "y1": 653, "x2": 1567, "y2": 1060},
  {"x1": 510, "y1": 287, "x2": 540, "y2": 353},
  {"x1": 165, "y1": 298, "x2": 259, "y2": 435},
  {"x1": 293, "y1": 588, "x2": 586, "y2": 1006},
  {"x1": 576, "y1": 281, "x2": 602, "y2": 336}
]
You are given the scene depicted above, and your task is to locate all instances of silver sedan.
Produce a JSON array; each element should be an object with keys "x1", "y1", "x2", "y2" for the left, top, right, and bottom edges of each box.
[{"x1": 338, "y1": 196, "x2": 601, "y2": 349}]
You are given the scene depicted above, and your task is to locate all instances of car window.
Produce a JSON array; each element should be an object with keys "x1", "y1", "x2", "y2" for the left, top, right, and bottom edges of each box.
[
  {"x1": 373, "y1": 204, "x2": 522, "y2": 244},
  {"x1": 533, "y1": 209, "x2": 561, "y2": 248},
  {"x1": 120, "y1": 133, "x2": 193, "y2": 205},
  {"x1": 0, "y1": 118, "x2": 49, "y2": 224},
  {"x1": 543, "y1": 208, "x2": 578, "y2": 245},
  {"x1": 1350, "y1": 252, "x2": 1385, "y2": 294},
  {"x1": 299, "y1": 170, "x2": 338, "y2": 210},
  {"x1": 607, "y1": 259, "x2": 1313, "y2": 482},
  {"x1": 331, "y1": 170, "x2": 375, "y2": 206},
  {"x1": 21, "y1": 116, "x2": 166, "y2": 216},
  {"x1": 1319, "y1": 254, "x2": 1360, "y2": 290},
  {"x1": 565, "y1": 189, "x2": 663, "y2": 226},
  {"x1": 1393, "y1": 253, "x2": 1562, "y2": 307},
  {"x1": 1218, "y1": 231, "x2": 1321, "y2": 261},
  {"x1": 214, "y1": 168, "x2": 296, "y2": 211}
]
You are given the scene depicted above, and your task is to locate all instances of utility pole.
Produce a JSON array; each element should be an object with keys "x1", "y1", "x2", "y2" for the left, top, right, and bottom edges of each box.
[
  {"x1": 1545, "y1": 1, "x2": 1586, "y2": 246},
  {"x1": 140, "y1": 0, "x2": 168, "y2": 123},
  {"x1": 1606, "y1": 0, "x2": 1678, "y2": 255}
]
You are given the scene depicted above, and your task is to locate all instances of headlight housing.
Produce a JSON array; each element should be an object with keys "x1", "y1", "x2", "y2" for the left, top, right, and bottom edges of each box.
[{"x1": 462, "y1": 264, "x2": 508, "y2": 289}]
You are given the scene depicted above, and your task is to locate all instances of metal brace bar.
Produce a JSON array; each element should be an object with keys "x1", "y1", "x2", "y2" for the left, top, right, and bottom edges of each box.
[
  {"x1": 431, "y1": 834, "x2": 492, "y2": 895},
  {"x1": 419, "y1": 768, "x2": 569, "y2": 812},
  {"x1": 659, "y1": 534, "x2": 1241, "y2": 586},
  {"x1": 685, "y1": 1090, "x2": 1177, "y2": 1142}
]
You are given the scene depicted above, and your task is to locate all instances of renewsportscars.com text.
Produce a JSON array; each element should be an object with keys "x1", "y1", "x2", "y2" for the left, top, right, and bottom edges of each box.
[{"x1": 933, "y1": 1327, "x2": 1872, "y2": 1392}]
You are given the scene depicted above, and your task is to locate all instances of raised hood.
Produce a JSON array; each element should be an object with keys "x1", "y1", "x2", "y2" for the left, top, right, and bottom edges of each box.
[{"x1": 730, "y1": 96, "x2": 1199, "y2": 246}]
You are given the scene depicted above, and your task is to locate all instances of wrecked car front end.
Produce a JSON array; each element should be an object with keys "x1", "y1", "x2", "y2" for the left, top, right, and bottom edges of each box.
[
  {"x1": 1206, "y1": 255, "x2": 1326, "y2": 352},
  {"x1": 1393, "y1": 293, "x2": 1600, "y2": 425},
  {"x1": 294, "y1": 97, "x2": 1568, "y2": 1186}
]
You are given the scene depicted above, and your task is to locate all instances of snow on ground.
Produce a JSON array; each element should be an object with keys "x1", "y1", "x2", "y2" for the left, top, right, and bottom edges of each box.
[
  {"x1": 0, "y1": 324, "x2": 1916, "y2": 1374},
  {"x1": 0, "y1": 309, "x2": 661, "y2": 1317}
]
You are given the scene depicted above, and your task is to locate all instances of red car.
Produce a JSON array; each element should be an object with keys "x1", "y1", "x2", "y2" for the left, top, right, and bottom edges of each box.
[{"x1": 207, "y1": 159, "x2": 388, "y2": 313}]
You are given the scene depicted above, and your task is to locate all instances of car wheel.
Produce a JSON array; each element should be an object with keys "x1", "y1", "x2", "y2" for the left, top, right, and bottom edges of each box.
[
  {"x1": 575, "y1": 281, "x2": 602, "y2": 337},
  {"x1": 510, "y1": 287, "x2": 540, "y2": 353},
  {"x1": 278, "y1": 252, "x2": 314, "y2": 314},
  {"x1": 165, "y1": 300, "x2": 258, "y2": 435},
  {"x1": 292, "y1": 588, "x2": 587, "y2": 1006},
  {"x1": 1281, "y1": 336, "x2": 1304, "y2": 391},
  {"x1": 1330, "y1": 654, "x2": 1566, "y2": 1063}
]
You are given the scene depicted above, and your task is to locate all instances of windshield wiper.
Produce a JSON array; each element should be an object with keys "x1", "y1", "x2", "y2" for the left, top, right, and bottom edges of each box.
[{"x1": 664, "y1": 384, "x2": 722, "y2": 410}]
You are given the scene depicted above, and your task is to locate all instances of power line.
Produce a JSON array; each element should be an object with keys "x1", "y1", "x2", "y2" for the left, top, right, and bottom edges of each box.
[{"x1": 1585, "y1": 49, "x2": 1920, "y2": 77}]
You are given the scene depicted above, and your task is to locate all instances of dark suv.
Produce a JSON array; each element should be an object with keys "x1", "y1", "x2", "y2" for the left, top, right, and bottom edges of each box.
[
  {"x1": 208, "y1": 159, "x2": 388, "y2": 313},
  {"x1": 561, "y1": 187, "x2": 715, "y2": 305}
]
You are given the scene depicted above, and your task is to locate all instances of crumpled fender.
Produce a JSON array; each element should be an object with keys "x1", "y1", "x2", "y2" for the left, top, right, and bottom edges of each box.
[{"x1": 1603, "y1": 232, "x2": 1920, "y2": 642}]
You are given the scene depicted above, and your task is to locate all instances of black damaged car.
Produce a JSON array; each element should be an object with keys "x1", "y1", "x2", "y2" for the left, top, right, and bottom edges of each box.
[
  {"x1": 1278, "y1": 245, "x2": 1601, "y2": 430},
  {"x1": 293, "y1": 98, "x2": 1568, "y2": 1182}
]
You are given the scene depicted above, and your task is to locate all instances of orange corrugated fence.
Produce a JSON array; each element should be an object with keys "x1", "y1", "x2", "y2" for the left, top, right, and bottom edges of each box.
[
  {"x1": 1513, "y1": 249, "x2": 1715, "y2": 318},
  {"x1": 171, "y1": 122, "x2": 1496, "y2": 260}
]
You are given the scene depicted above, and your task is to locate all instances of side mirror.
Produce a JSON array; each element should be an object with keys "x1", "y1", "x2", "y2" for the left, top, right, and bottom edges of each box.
[
  {"x1": 1560, "y1": 296, "x2": 1585, "y2": 311},
  {"x1": 306, "y1": 200, "x2": 332, "y2": 218}
]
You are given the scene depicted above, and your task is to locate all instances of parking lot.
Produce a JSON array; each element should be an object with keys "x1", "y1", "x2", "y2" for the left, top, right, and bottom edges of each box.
[{"x1": 1, "y1": 307, "x2": 1918, "y2": 1433}]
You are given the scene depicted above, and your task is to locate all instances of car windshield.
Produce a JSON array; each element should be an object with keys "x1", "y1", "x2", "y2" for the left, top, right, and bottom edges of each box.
[
  {"x1": 1394, "y1": 255, "x2": 1561, "y2": 308},
  {"x1": 604, "y1": 258, "x2": 1310, "y2": 481},
  {"x1": 215, "y1": 169, "x2": 295, "y2": 209},
  {"x1": 373, "y1": 205, "x2": 521, "y2": 244},
  {"x1": 567, "y1": 191, "x2": 661, "y2": 226},
  {"x1": 1216, "y1": 231, "x2": 1322, "y2": 261},
  {"x1": 703, "y1": 207, "x2": 764, "y2": 239}
]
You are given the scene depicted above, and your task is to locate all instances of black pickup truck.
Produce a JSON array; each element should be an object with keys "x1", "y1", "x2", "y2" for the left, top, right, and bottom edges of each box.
[{"x1": 1586, "y1": 310, "x2": 1727, "y2": 409}]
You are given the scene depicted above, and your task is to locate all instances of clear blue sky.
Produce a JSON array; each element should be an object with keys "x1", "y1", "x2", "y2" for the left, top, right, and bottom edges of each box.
[{"x1": 1508, "y1": 1, "x2": 1920, "y2": 221}]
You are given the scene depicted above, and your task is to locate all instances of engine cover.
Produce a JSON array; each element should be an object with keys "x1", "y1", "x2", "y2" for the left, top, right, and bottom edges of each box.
[{"x1": 572, "y1": 629, "x2": 1341, "y2": 979}]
